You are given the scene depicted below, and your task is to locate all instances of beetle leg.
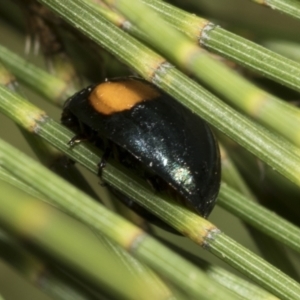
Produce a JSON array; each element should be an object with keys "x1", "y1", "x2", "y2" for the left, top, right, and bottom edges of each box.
[
  {"x1": 97, "y1": 147, "x2": 112, "y2": 177},
  {"x1": 67, "y1": 120, "x2": 93, "y2": 147},
  {"x1": 67, "y1": 133, "x2": 88, "y2": 147}
]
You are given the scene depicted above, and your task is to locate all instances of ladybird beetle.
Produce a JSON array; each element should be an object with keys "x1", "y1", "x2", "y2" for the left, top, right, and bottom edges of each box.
[{"x1": 61, "y1": 77, "x2": 221, "y2": 227}]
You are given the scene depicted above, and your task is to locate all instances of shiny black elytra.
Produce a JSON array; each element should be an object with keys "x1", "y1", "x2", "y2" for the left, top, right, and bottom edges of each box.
[{"x1": 61, "y1": 77, "x2": 221, "y2": 226}]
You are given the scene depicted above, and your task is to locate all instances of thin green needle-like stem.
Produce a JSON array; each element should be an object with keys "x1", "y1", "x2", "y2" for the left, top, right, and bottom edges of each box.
[
  {"x1": 218, "y1": 183, "x2": 300, "y2": 254},
  {"x1": 0, "y1": 45, "x2": 77, "y2": 105},
  {"x1": 209, "y1": 233, "x2": 300, "y2": 300},
  {"x1": 250, "y1": 0, "x2": 300, "y2": 20}
]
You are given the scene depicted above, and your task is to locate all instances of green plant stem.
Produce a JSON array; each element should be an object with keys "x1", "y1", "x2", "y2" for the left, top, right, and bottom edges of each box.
[
  {"x1": 0, "y1": 45, "x2": 77, "y2": 105},
  {"x1": 209, "y1": 233, "x2": 300, "y2": 300},
  {"x1": 0, "y1": 166, "x2": 46, "y2": 200},
  {"x1": 250, "y1": 0, "x2": 300, "y2": 20},
  {"x1": 207, "y1": 263, "x2": 281, "y2": 300},
  {"x1": 264, "y1": 40, "x2": 300, "y2": 62},
  {"x1": 218, "y1": 183, "x2": 300, "y2": 253},
  {"x1": 161, "y1": 239, "x2": 281, "y2": 300}
]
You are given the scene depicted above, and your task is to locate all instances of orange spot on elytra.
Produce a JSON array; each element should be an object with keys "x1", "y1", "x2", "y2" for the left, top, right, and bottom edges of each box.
[{"x1": 89, "y1": 80, "x2": 160, "y2": 115}]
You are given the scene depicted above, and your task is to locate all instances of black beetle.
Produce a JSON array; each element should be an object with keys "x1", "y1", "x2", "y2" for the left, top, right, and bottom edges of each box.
[{"x1": 61, "y1": 77, "x2": 221, "y2": 227}]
